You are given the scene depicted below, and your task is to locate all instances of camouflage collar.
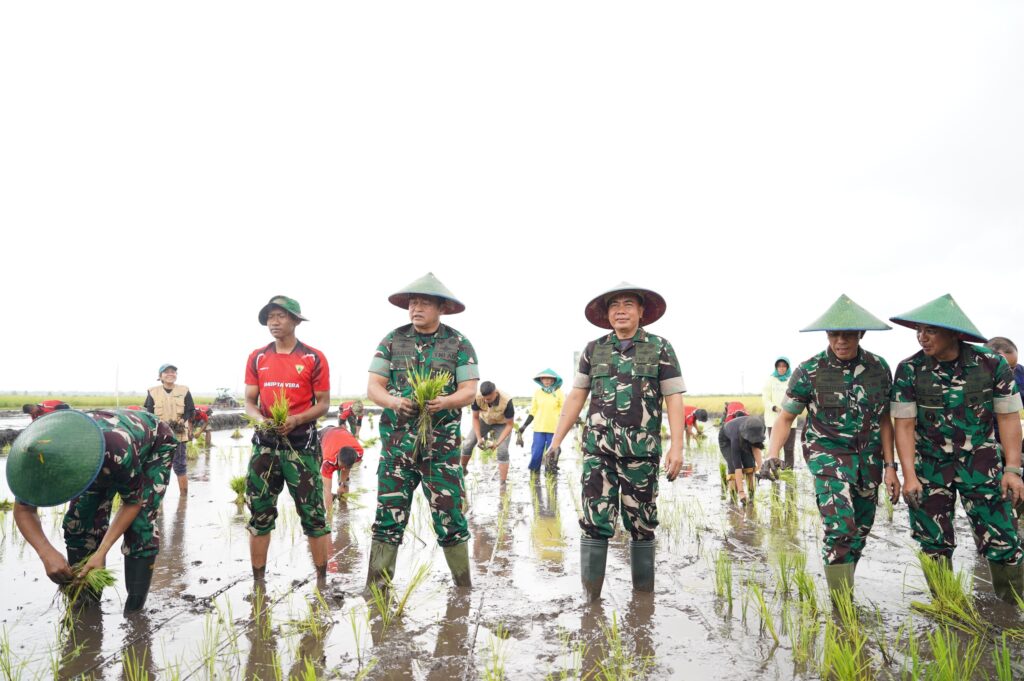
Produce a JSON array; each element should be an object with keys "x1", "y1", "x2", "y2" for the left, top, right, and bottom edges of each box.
[
  {"x1": 603, "y1": 328, "x2": 649, "y2": 346},
  {"x1": 922, "y1": 341, "x2": 979, "y2": 370},
  {"x1": 825, "y1": 346, "x2": 865, "y2": 367},
  {"x1": 401, "y1": 323, "x2": 452, "y2": 340}
]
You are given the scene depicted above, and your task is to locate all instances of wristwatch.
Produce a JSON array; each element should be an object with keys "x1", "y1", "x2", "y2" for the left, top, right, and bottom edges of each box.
[
  {"x1": 884, "y1": 462, "x2": 898, "y2": 470},
  {"x1": 1005, "y1": 465, "x2": 1023, "y2": 476}
]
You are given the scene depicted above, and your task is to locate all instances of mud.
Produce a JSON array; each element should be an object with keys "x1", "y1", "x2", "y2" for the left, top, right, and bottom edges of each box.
[{"x1": 1, "y1": 419, "x2": 1023, "y2": 680}]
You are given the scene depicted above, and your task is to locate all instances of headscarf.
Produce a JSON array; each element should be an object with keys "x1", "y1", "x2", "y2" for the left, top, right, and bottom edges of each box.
[
  {"x1": 772, "y1": 356, "x2": 792, "y2": 382},
  {"x1": 534, "y1": 369, "x2": 563, "y2": 394}
]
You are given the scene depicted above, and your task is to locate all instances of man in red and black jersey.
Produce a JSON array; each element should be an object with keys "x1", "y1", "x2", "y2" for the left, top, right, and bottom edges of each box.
[
  {"x1": 22, "y1": 400, "x2": 71, "y2": 420},
  {"x1": 244, "y1": 295, "x2": 331, "y2": 584}
]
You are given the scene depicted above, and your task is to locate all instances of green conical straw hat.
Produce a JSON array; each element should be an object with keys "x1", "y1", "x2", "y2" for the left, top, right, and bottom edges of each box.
[
  {"x1": 6, "y1": 410, "x2": 105, "y2": 507},
  {"x1": 889, "y1": 293, "x2": 986, "y2": 343},
  {"x1": 388, "y1": 272, "x2": 465, "y2": 314},
  {"x1": 800, "y1": 294, "x2": 891, "y2": 332}
]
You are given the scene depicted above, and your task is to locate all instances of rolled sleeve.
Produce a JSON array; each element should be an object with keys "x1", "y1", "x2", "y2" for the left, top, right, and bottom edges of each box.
[
  {"x1": 368, "y1": 357, "x2": 390, "y2": 377},
  {"x1": 455, "y1": 364, "x2": 480, "y2": 383},
  {"x1": 782, "y1": 399, "x2": 806, "y2": 415},
  {"x1": 994, "y1": 393, "x2": 1023, "y2": 414},
  {"x1": 660, "y1": 376, "x2": 686, "y2": 396},
  {"x1": 890, "y1": 401, "x2": 917, "y2": 418},
  {"x1": 573, "y1": 372, "x2": 591, "y2": 389}
]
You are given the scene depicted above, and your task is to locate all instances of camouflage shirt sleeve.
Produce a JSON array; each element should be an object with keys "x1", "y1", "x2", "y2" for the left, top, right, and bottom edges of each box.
[
  {"x1": 992, "y1": 355, "x2": 1024, "y2": 413},
  {"x1": 889, "y1": 359, "x2": 917, "y2": 418},
  {"x1": 104, "y1": 430, "x2": 144, "y2": 506},
  {"x1": 658, "y1": 339, "x2": 686, "y2": 396},
  {"x1": 573, "y1": 341, "x2": 595, "y2": 390},
  {"x1": 781, "y1": 365, "x2": 811, "y2": 415},
  {"x1": 368, "y1": 331, "x2": 395, "y2": 378},
  {"x1": 455, "y1": 335, "x2": 480, "y2": 384}
]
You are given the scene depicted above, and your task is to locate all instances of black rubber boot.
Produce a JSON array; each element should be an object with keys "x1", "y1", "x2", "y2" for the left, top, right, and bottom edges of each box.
[
  {"x1": 580, "y1": 537, "x2": 608, "y2": 602},
  {"x1": 364, "y1": 540, "x2": 399, "y2": 594},
  {"x1": 442, "y1": 542, "x2": 473, "y2": 588},
  {"x1": 123, "y1": 556, "x2": 156, "y2": 614},
  {"x1": 630, "y1": 540, "x2": 655, "y2": 592}
]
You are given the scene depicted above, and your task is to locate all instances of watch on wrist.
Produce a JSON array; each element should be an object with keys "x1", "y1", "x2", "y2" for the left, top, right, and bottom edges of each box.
[
  {"x1": 884, "y1": 462, "x2": 898, "y2": 470},
  {"x1": 1004, "y1": 465, "x2": 1023, "y2": 476}
]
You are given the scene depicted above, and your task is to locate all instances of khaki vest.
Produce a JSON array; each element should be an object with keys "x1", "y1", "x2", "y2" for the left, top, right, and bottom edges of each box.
[
  {"x1": 149, "y1": 384, "x2": 190, "y2": 440},
  {"x1": 476, "y1": 391, "x2": 511, "y2": 425}
]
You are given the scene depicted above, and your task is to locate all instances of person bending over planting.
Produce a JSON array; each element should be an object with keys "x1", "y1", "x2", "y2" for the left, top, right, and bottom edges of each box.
[
  {"x1": 244, "y1": 295, "x2": 331, "y2": 584},
  {"x1": 319, "y1": 424, "x2": 364, "y2": 513},
  {"x1": 461, "y1": 381, "x2": 515, "y2": 484},
  {"x1": 9, "y1": 409, "x2": 176, "y2": 614}
]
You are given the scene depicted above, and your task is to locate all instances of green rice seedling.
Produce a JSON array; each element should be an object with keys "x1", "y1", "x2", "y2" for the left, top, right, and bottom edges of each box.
[
  {"x1": 713, "y1": 550, "x2": 733, "y2": 609},
  {"x1": 61, "y1": 561, "x2": 117, "y2": 625},
  {"x1": 0, "y1": 499, "x2": 13, "y2": 512},
  {"x1": 482, "y1": 622, "x2": 509, "y2": 681},
  {"x1": 821, "y1": 620, "x2": 869, "y2": 681},
  {"x1": 230, "y1": 427, "x2": 243, "y2": 439},
  {"x1": 793, "y1": 564, "x2": 819, "y2": 616},
  {"x1": 718, "y1": 461, "x2": 729, "y2": 495},
  {"x1": 910, "y1": 552, "x2": 988, "y2": 637},
  {"x1": 898, "y1": 621, "x2": 924, "y2": 681},
  {"x1": 747, "y1": 582, "x2": 778, "y2": 643},
  {"x1": 0, "y1": 626, "x2": 27, "y2": 681},
  {"x1": 791, "y1": 602, "x2": 819, "y2": 666},
  {"x1": 406, "y1": 363, "x2": 453, "y2": 448},
  {"x1": 594, "y1": 612, "x2": 653, "y2": 681},
  {"x1": 354, "y1": 658, "x2": 380, "y2": 681},
  {"x1": 774, "y1": 552, "x2": 804, "y2": 600},
  {"x1": 360, "y1": 436, "x2": 380, "y2": 448},
  {"x1": 925, "y1": 626, "x2": 984, "y2": 680},
  {"x1": 230, "y1": 475, "x2": 247, "y2": 505},
  {"x1": 993, "y1": 633, "x2": 1015, "y2": 681},
  {"x1": 774, "y1": 468, "x2": 796, "y2": 486},
  {"x1": 367, "y1": 562, "x2": 431, "y2": 638},
  {"x1": 495, "y1": 483, "x2": 513, "y2": 545},
  {"x1": 185, "y1": 440, "x2": 202, "y2": 460},
  {"x1": 122, "y1": 646, "x2": 149, "y2": 681},
  {"x1": 878, "y1": 488, "x2": 894, "y2": 523}
]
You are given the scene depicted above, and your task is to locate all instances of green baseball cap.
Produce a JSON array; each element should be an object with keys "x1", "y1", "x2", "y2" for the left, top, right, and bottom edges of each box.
[
  {"x1": 584, "y1": 282, "x2": 667, "y2": 329},
  {"x1": 801, "y1": 294, "x2": 891, "y2": 332},
  {"x1": 258, "y1": 295, "x2": 309, "y2": 325},
  {"x1": 388, "y1": 272, "x2": 465, "y2": 314},
  {"x1": 6, "y1": 410, "x2": 106, "y2": 507},
  {"x1": 889, "y1": 293, "x2": 986, "y2": 343}
]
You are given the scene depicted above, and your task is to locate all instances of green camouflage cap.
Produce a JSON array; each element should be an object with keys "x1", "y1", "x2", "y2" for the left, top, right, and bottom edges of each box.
[
  {"x1": 800, "y1": 294, "x2": 891, "y2": 332},
  {"x1": 889, "y1": 293, "x2": 986, "y2": 343},
  {"x1": 533, "y1": 368, "x2": 564, "y2": 390},
  {"x1": 258, "y1": 295, "x2": 309, "y2": 325},
  {"x1": 388, "y1": 272, "x2": 465, "y2": 314},
  {"x1": 6, "y1": 410, "x2": 105, "y2": 507},
  {"x1": 585, "y1": 282, "x2": 667, "y2": 329}
]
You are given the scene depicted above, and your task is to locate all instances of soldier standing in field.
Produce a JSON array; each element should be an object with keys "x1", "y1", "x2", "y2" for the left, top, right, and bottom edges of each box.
[
  {"x1": 365, "y1": 273, "x2": 480, "y2": 589},
  {"x1": 545, "y1": 282, "x2": 685, "y2": 601},
  {"x1": 889, "y1": 294, "x2": 1024, "y2": 601},
  {"x1": 763, "y1": 294, "x2": 899, "y2": 598}
]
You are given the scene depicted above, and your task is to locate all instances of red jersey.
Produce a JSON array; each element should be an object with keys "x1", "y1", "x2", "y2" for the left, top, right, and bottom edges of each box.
[
  {"x1": 319, "y1": 426, "x2": 364, "y2": 475},
  {"x1": 245, "y1": 340, "x2": 330, "y2": 445},
  {"x1": 684, "y1": 405, "x2": 698, "y2": 427},
  {"x1": 724, "y1": 401, "x2": 747, "y2": 423},
  {"x1": 194, "y1": 405, "x2": 212, "y2": 422}
]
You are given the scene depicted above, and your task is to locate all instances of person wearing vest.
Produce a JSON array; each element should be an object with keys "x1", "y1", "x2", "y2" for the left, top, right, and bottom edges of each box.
[
  {"x1": 763, "y1": 356, "x2": 798, "y2": 467},
  {"x1": 9, "y1": 409, "x2": 177, "y2": 614},
  {"x1": 764, "y1": 294, "x2": 898, "y2": 601},
  {"x1": 366, "y1": 273, "x2": 480, "y2": 590},
  {"x1": 144, "y1": 364, "x2": 195, "y2": 494},
  {"x1": 545, "y1": 282, "x2": 686, "y2": 601},
  {"x1": 461, "y1": 381, "x2": 516, "y2": 483},
  {"x1": 890, "y1": 294, "x2": 1024, "y2": 602},
  {"x1": 244, "y1": 295, "x2": 332, "y2": 585},
  {"x1": 518, "y1": 369, "x2": 566, "y2": 473}
]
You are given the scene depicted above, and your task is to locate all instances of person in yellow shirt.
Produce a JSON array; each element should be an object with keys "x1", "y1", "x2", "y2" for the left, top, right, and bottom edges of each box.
[{"x1": 519, "y1": 369, "x2": 565, "y2": 473}]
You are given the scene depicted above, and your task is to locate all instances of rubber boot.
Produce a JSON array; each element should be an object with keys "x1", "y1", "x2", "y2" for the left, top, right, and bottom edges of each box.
[
  {"x1": 580, "y1": 537, "x2": 608, "y2": 602},
  {"x1": 123, "y1": 556, "x2": 156, "y2": 614},
  {"x1": 442, "y1": 542, "x2": 473, "y2": 588},
  {"x1": 364, "y1": 540, "x2": 399, "y2": 594},
  {"x1": 989, "y1": 561, "x2": 1024, "y2": 604},
  {"x1": 823, "y1": 562, "x2": 855, "y2": 601},
  {"x1": 630, "y1": 540, "x2": 656, "y2": 592}
]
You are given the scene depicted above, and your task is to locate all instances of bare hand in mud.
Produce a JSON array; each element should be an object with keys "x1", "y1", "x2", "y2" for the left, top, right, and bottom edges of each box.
[
  {"x1": 664, "y1": 449, "x2": 684, "y2": 481},
  {"x1": 884, "y1": 468, "x2": 901, "y2": 504},
  {"x1": 276, "y1": 416, "x2": 301, "y2": 436},
  {"x1": 1001, "y1": 471, "x2": 1024, "y2": 505},
  {"x1": 41, "y1": 547, "x2": 73, "y2": 585},
  {"x1": 902, "y1": 478, "x2": 923, "y2": 509},
  {"x1": 393, "y1": 397, "x2": 419, "y2": 419},
  {"x1": 425, "y1": 396, "x2": 450, "y2": 414}
]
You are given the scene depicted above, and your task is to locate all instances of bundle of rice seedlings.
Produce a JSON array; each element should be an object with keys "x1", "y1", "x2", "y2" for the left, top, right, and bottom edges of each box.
[
  {"x1": 911, "y1": 551, "x2": 988, "y2": 637},
  {"x1": 230, "y1": 427, "x2": 243, "y2": 439},
  {"x1": 0, "y1": 499, "x2": 13, "y2": 512},
  {"x1": 406, "y1": 364, "x2": 453, "y2": 448},
  {"x1": 62, "y1": 560, "x2": 117, "y2": 618},
  {"x1": 360, "y1": 436, "x2": 380, "y2": 448},
  {"x1": 230, "y1": 475, "x2": 247, "y2": 505},
  {"x1": 247, "y1": 389, "x2": 290, "y2": 433},
  {"x1": 186, "y1": 440, "x2": 202, "y2": 460}
]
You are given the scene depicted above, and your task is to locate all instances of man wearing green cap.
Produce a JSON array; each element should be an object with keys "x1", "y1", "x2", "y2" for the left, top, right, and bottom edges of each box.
[
  {"x1": 889, "y1": 294, "x2": 1024, "y2": 602},
  {"x1": 244, "y1": 295, "x2": 331, "y2": 583},
  {"x1": 545, "y1": 283, "x2": 685, "y2": 600},
  {"x1": 10, "y1": 409, "x2": 177, "y2": 613},
  {"x1": 763, "y1": 294, "x2": 899, "y2": 598},
  {"x1": 366, "y1": 272, "x2": 480, "y2": 589}
]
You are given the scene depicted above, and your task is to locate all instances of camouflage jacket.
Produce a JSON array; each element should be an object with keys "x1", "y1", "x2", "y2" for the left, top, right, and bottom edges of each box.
[
  {"x1": 88, "y1": 409, "x2": 178, "y2": 503},
  {"x1": 574, "y1": 328, "x2": 685, "y2": 456},
  {"x1": 783, "y1": 347, "x2": 892, "y2": 457},
  {"x1": 890, "y1": 342, "x2": 1021, "y2": 459},
  {"x1": 369, "y1": 323, "x2": 479, "y2": 434}
]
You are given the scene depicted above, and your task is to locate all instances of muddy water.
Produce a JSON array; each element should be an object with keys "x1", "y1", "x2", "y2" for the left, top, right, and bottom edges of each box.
[{"x1": 1, "y1": 419, "x2": 1023, "y2": 680}]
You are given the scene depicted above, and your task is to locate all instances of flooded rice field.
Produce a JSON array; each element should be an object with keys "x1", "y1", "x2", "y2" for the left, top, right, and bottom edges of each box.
[{"x1": 2, "y1": 417, "x2": 1023, "y2": 680}]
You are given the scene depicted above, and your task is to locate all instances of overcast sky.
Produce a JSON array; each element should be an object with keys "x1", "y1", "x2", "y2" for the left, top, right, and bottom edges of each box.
[{"x1": 2, "y1": 2, "x2": 1022, "y2": 399}]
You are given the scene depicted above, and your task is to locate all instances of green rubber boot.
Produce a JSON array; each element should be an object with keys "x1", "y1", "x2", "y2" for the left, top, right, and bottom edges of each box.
[
  {"x1": 365, "y1": 540, "x2": 399, "y2": 594},
  {"x1": 823, "y1": 562, "x2": 855, "y2": 601},
  {"x1": 123, "y1": 556, "x2": 156, "y2": 614},
  {"x1": 989, "y1": 561, "x2": 1024, "y2": 604},
  {"x1": 630, "y1": 540, "x2": 655, "y2": 592},
  {"x1": 442, "y1": 542, "x2": 472, "y2": 588},
  {"x1": 580, "y1": 537, "x2": 609, "y2": 602}
]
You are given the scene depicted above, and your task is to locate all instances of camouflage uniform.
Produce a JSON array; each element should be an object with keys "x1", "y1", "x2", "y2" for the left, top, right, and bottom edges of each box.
[
  {"x1": 891, "y1": 342, "x2": 1023, "y2": 565},
  {"x1": 246, "y1": 439, "x2": 328, "y2": 538},
  {"x1": 574, "y1": 329, "x2": 685, "y2": 541},
  {"x1": 783, "y1": 347, "x2": 892, "y2": 565},
  {"x1": 63, "y1": 410, "x2": 177, "y2": 559},
  {"x1": 368, "y1": 323, "x2": 479, "y2": 547}
]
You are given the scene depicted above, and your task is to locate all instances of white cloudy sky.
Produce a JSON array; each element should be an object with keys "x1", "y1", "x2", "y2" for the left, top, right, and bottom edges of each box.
[{"x1": 1, "y1": 2, "x2": 1022, "y2": 398}]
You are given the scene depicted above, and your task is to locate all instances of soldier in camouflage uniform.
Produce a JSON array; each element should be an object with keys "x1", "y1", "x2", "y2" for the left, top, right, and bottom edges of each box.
[
  {"x1": 889, "y1": 294, "x2": 1024, "y2": 602},
  {"x1": 365, "y1": 273, "x2": 480, "y2": 589},
  {"x1": 10, "y1": 409, "x2": 177, "y2": 614},
  {"x1": 763, "y1": 295, "x2": 899, "y2": 598},
  {"x1": 546, "y1": 282, "x2": 686, "y2": 601}
]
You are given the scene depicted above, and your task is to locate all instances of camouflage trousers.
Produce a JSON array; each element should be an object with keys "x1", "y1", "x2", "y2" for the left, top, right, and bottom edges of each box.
[
  {"x1": 372, "y1": 424, "x2": 469, "y2": 547},
  {"x1": 63, "y1": 447, "x2": 173, "y2": 560},
  {"x1": 909, "y1": 450, "x2": 1022, "y2": 565},
  {"x1": 808, "y1": 450, "x2": 880, "y2": 565},
  {"x1": 580, "y1": 449, "x2": 660, "y2": 541},
  {"x1": 246, "y1": 444, "x2": 328, "y2": 538}
]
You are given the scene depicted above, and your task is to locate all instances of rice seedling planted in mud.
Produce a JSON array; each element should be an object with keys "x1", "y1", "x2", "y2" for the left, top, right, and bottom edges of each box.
[
  {"x1": 820, "y1": 586, "x2": 870, "y2": 681},
  {"x1": 594, "y1": 612, "x2": 653, "y2": 681},
  {"x1": 406, "y1": 364, "x2": 453, "y2": 447},
  {"x1": 713, "y1": 550, "x2": 733, "y2": 609},
  {"x1": 360, "y1": 436, "x2": 380, "y2": 448},
  {"x1": 910, "y1": 552, "x2": 988, "y2": 637},
  {"x1": 992, "y1": 634, "x2": 1016, "y2": 681},
  {"x1": 230, "y1": 475, "x2": 247, "y2": 505},
  {"x1": 482, "y1": 622, "x2": 510, "y2": 681},
  {"x1": 925, "y1": 626, "x2": 985, "y2": 681},
  {"x1": 367, "y1": 562, "x2": 431, "y2": 638},
  {"x1": 747, "y1": 582, "x2": 779, "y2": 643}
]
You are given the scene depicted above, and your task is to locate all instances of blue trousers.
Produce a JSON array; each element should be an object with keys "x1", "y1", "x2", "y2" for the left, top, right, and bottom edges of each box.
[{"x1": 530, "y1": 432, "x2": 554, "y2": 471}]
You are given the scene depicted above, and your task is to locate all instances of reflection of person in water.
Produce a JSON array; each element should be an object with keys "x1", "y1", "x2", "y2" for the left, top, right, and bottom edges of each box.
[
  {"x1": 429, "y1": 592, "x2": 472, "y2": 677},
  {"x1": 243, "y1": 591, "x2": 281, "y2": 681},
  {"x1": 530, "y1": 476, "x2": 564, "y2": 569}
]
